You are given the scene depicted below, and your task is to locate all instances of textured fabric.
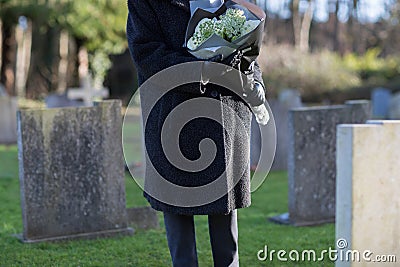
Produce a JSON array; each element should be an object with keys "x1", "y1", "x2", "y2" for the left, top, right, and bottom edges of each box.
[
  {"x1": 126, "y1": 0, "x2": 265, "y2": 215},
  {"x1": 163, "y1": 211, "x2": 239, "y2": 267}
]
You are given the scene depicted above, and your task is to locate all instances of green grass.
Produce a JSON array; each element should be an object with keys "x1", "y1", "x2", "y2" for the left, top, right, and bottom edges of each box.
[
  {"x1": 0, "y1": 146, "x2": 335, "y2": 266},
  {"x1": 123, "y1": 114, "x2": 144, "y2": 164},
  {"x1": 0, "y1": 146, "x2": 19, "y2": 179}
]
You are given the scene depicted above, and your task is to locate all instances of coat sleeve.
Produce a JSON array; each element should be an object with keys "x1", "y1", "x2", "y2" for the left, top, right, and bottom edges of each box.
[
  {"x1": 253, "y1": 60, "x2": 265, "y2": 90},
  {"x1": 126, "y1": 0, "x2": 200, "y2": 85},
  {"x1": 242, "y1": 59, "x2": 266, "y2": 107}
]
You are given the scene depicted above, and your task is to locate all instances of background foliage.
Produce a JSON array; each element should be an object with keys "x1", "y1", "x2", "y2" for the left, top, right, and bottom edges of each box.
[
  {"x1": 1, "y1": 0, "x2": 400, "y2": 100},
  {"x1": 0, "y1": 0, "x2": 127, "y2": 54},
  {"x1": 259, "y1": 45, "x2": 400, "y2": 98}
]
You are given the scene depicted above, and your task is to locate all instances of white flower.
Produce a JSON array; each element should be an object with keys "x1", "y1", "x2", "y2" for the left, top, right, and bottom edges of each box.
[
  {"x1": 213, "y1": 20, "x2": 225, "y2": 38},
  {"x1": 219, "y1": 8, "x2": 247, "y2": 41},
  {"x1": 188, "y1": 18, "x2": 215, "y2": 50},
  {"x1": 195, "y1": 18, "x2": 212, "y2": 33}
]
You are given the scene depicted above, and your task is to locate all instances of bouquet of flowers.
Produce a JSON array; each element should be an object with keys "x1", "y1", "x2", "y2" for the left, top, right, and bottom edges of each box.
[
  {"x1": 187, "y1": 8, "x2": 259, "y2": 52},
  {"x1": 184, "y1": 0, "x2": 269, "y2": 125},
  {"x1": 184, "y1": 0, "x2": 265, "y2": 62}
]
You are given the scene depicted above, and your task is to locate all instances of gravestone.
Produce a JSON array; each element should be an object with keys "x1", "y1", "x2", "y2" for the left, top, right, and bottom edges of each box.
[
  {"x1": 45, "y1": 93, "x2": 84, "y2": 108},
  {"x1": 336, "y1": 120, "x2": 400, "y2": 267},
  {"x1": 0, "y1": 83, "x2": 7, "y2": 96},
  {"x1": 389, "y1": 92, "x2": 400, "y2": 119},
  {"x1": 270, "y1": 100, "x2": 370, "y2": 226},
  {"x1": 371, "y1": 87, "x2": 391, "y2": 119},
  {"x1": 272, "y1": 89, "x2": 303, "y2": 171},
  {"x1": 17, "y1": 100, "x2": 133, "y2": 243},
  {"x1": 67, "y1": 76, "x2": 109, "y2": 106},
  {"x1": 278, "y1": 88, "x2": 302, "y2": 107},
  {"x1": 0, "y1": 96, "x2": 18, "y2": 144},
  {"x1": 250, "y1": 89, "x2": 302, "y2": 171}
]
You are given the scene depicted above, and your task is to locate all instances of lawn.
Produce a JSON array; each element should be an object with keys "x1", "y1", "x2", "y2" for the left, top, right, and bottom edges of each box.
[{"x1": 0, "y1": 145, "x2": 335, "y2": 266}]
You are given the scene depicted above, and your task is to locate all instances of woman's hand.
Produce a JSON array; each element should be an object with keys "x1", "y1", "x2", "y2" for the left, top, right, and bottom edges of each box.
[{"x1": 202, "y1": 53, "x2": 266, "y2": 106}]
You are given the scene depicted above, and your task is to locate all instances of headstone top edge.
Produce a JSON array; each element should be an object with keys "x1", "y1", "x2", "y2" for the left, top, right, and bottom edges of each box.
[
  {"x1": 373, "y1": 87, "x2": 391, "y2": 91},
  {"x1": 345, "y1": 99, "x2": 370, "y2": 105},
  {"x1": 337, "y1": 124, "x2": 381, "y2": 129},
  {"x1": 94, "y1": 99, "x2": 121, "y2": 103},
  {"x1": 18, "y1": 106, "x2": 93, "y2": 114},
  {"x1": 366, "y1": 120, "x2": 400, "y2": 125},
  {"x1": 289, "y1": 105, "x2": 345, "y2": 112},
  {"x1": 93, "y1": 99, "x2": 122, "y2": 106},
  {"x1": 19, "y1": 100, "x2": 121, "y2": 114}
]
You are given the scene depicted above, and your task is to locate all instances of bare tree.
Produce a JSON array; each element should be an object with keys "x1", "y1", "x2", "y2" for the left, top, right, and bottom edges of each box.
[
  {"x1": 0, "y1": 23, "x2": 17, "y2": 95},
  {"x1": 292, "y1": 0, "x2": 315, "y2": 52},
  {"x1": 300, "y1": 0, "x2": 314, "y2": 51},
  {"x1": 347, "y1": 0, "x2": 360, "y2": 53},
  {"x1": 292, "y1": 0, "x2": 301, "y2": 46}
]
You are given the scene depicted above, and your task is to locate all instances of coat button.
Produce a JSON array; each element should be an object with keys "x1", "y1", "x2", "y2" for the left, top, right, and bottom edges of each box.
[{"x1": 210, "y1": 90, "x2": 218, "y2": 98}]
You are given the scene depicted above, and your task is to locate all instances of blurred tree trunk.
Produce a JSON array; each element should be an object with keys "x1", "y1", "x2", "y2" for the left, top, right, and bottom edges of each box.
[
  {"x1": 25, "y1": 24, "x2": 60, "y2": 99},
  {"x1": 0, "y1": 23, "x2": 17, "y2": 96},
  {"x1": 57, "y1": 30, "x2": 69, "y2": 94},
  {"x1": 0, "y1": 19, "x2": 2, "y2": 75},
  {"x1": 299, "y1": 0, "x2": 314, "y2": 52},
  {"x1": 266, "y1": 14, "x2": 277, "y2": 45},
  {"x1": 348, "y1": 0, "x2": 359, "y2": 53},
  {"x1": 67, "y1": 38, "x2": 79, "y2": 89},
  {"x1": 292, "y1": 0, "x2": 301, "y2": 47},
  {"x1": 78, "y1": 46, "x2": 89, "y2": 86},
  {"x1": 15, "y1": 19, "x2": 32, "y2": 98},
  {"x1": 332, "y1": 0, "x2": 340, "y2": 52},
  {"x1": 292, "y1": 0, "x2": 314, "y2": 52}
]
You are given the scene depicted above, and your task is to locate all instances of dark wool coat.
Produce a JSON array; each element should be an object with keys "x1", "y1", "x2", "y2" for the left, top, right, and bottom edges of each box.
[{"x1": 127, "y1": 0, "x2": 265, "y2": 215}]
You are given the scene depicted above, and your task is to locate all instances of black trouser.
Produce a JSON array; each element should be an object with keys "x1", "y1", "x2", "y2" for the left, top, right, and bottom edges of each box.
[{"x1": 163, "y1": 210, "x2": 239, "y2": 267}]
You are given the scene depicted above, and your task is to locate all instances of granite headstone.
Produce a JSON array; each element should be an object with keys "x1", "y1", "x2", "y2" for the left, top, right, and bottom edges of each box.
[
  {"x1": 272, "y1": 89, "x2": 303, "y2": 171},
  {"x1": 270, "y1": 100, "x2": 370, "y2": 226},
  {"x1": 17, "y1": 100, "x2": 133, "y2": 243},
  {"x1": 371, "y1": 87, "x2": 391, "y2": 119},
  {"x1": 0, "y1": 83, "x2": 7, "y2": 96},
  {"x1": 389, "y1": 92, "x2": 400, "y2": 120},
  {"x1": 250, "y1": 89, "x2": 302, "y2": 171},
  {"x1": 0, "y1": 96, "x2": 18, "y2": 144}
]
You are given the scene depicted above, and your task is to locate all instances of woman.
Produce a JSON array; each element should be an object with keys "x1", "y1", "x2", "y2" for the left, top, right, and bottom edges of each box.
[{"x1": 126, "y1": 0, "x2": 266, "y2": 266}]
